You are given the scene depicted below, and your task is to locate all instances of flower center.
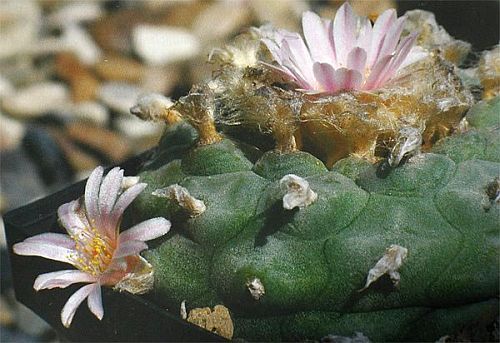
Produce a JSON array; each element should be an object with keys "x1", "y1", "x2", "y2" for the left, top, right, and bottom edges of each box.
[{"x1": 69, "y1": 227, "x2": 114, "y2": 276}]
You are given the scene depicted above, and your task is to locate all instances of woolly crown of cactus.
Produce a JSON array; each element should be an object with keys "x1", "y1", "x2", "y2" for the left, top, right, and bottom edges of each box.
[{"x1": 261, "y1": 3, "x2": 426, "y2": 93}]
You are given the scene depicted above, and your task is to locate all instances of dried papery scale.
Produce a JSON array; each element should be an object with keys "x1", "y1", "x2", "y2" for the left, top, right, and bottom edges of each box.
[
  {"x1": 478, "y1": 45, "x2": 500, "y2": 100},
  {"x1": 402, "y1": 10, "x2": 471, "y2": 66},
  {"x1": 214, "y1": 81, "x2": 303, "y2": 152},
  {"x1": 359, "y1": 244, "x2": 408, "y2": 292},
  {"x1": 387, "y1": 126, "x2": 423, "y2": 167},
  {"x1": 246, "y1": 278, "x2": 265, "y2": 300},
  {"x1": 152, "y1": 184, "x2": 206, "y2": 218},
  {"x1": 280, "y1": 174, "x2": 318, "y2": 210}
]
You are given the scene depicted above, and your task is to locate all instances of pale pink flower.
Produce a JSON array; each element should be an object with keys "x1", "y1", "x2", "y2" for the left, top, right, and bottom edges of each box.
[
  {"x1": 13, "y1": 166, "x2": 171, "y2": 328},
  {"x1": 261, "y1": 3, "x2": 426, "y2": 93}
]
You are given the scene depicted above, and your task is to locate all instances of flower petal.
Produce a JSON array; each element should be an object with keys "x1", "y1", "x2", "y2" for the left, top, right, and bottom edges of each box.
[
  {"x1": 84, "y1": 166, "x2": 104, "y2": 228},
  {"x1": 378, "y1": 16, "x2": 406, "y2": 59},
  {"x1": 367, "y1": 8, "x2": 396, "y2": 68},
  {"x1": 363, "y1": 54, "x2": 393, "y2": 90},
  {"x1": 261, "y1": 38, "x2": 284, "y2": 64},
  {"x1": 333, "y1": 2, "x2": 357, "y2": 64},
  {"x1": 98, "y1": 167, "x2": 123, "y2": 218},
  {"x1": 34, "y1": 270, "x2": 97, "y2": 290},
  {"x1": 375, "y1": 33, "x2": 419, "y2": 88},
  {"x1": 87, "y1": 284, "x2": 104, "y2": 321},
  {"x1": 399, "y1": 45, "x2": 428, "y2": 70},
  {"x1": 107, "y1": 183, "x2": 147, "y2": 240},
  {"x1": 61, "y1": 283, "x2": 96, "y2": 328},
  {"x1": 259, "y1": 61, "x2": 297, "y2": 82},
  {"x1": 111, "y1": 183, "x2": 147, "y2": 226},
  {"x1": 333, "y1": 68, "x2": 363, "y2": 91},
  {"x1": 302, "y1": 11, "x2": 336, "y2": 65},
  {"x1": 313, "y1": 62, "x2": 338, "y2": 93},
  {"x1": 281, "y1": 36, "x2": 315, "y2": 87},
  {"x1": 356, "y1": 17, "x2": 373, "y2": 52},
  {"x1": 13, "y1": 242, "x2": 75, "y2": 265},
  {"x1": 119, "y1": 218, "x2": 171, "y2": 244},
  {"x1": 58, "y1": 200, "x2": 87, "y2": 237},
  {"x1": 113, "y1": 240, "x2": 148, "y2": 259},
  {"x1": 389, "y1": 32, "x2": 419, "y2": 73},
  {"x1": 346, "y1": 47, "x2": 367, "y2": 74},
  {"x1": 98, "y1": 167, "x2": 124, "y2": 237},
  {"x1": 24, "y1": 233, "x2": 75, "y2": 249}
]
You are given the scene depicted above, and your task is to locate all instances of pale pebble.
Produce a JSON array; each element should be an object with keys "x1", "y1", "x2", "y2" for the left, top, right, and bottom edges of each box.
[
  {"x1": 115, "y1": 115, "x2": 164, "y2": 140},
  {"x1": 0, "y1": 0, "x2": 41, "y2": 59},
  {"x1": 0, "y1": 76, "x2": 14, "y2": 99},
  {"x1": 193, "y1": 2, "x2": 251, "y2": 41},
  {"x1": 132, "y1": 24, "x2": 201, "y2": 66},
  {"x1": 47, "y1": 1, "x2": 103, "y2": 27},
  {"x1": 62, "y1": 24, "x2": 103, "y2": 65},
  {"x1": 98, "y1": 82, "x2": 144, "y2": 115},
  {"x1": 143, "y1": 0, "x2": 194, "y2": 11},
  {"x1": 250, "y1": 0, "x2": 307, "y2": 31},
  {"x1": 141, "y1": 67, "x2": 180, "y2": 94},
  {"x1": 0, "y1": 113, "x2": 25, "y2": 151},
  {"x1": 1, "y1": 82, "x2": 69, "y2": 118},
  {"x1": 71, "y1": 101, "x2": 109, "y2": 126}
]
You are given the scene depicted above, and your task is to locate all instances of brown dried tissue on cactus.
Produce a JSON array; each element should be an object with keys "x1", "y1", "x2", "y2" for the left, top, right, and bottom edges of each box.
[{"x1": 197, "y1": 3, "x2": 474, "y2": 167}]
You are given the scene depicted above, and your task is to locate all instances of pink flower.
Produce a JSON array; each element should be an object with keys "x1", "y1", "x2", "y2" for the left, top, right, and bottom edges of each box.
[
  {"x1": 13, "y1": 166, "x2": 171, "y2": 328},
  {"x1": 261, "y1": 3, "x2": 426, "y2": 93}
]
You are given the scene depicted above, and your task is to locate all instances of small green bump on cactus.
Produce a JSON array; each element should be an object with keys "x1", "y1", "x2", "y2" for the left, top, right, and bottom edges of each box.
[
  {"x1": 178, "y1": 171, "x2": 269, "y2": 251},
  {"x1": 431, "y1": 97, "x2": 500, "y2": 163},
  {"x1": 146, "y1": 122, "x2": 198, "y2": 170},
  {"x1": 133, "y1": 160, "x2": 186, "y2": 221},
  {"x1": 181, "y1": 139, "x2": 253, "y2": 176},
  {"x1": 143, "y1": 234, "x2": 219, "y2": 309},
  {"x1": 212, "y1": 218, "x2": 330, "y2": 315},
  {"x1": 356, "y1": 153, "x2": 456, "y2": 197},
  {"x1": 466, "y1": 97, "x2": 500, "y2": 130},
  {"x1": 432, "y1": 130, "x2": 489, "y2": 163},
  {"x1": 255, "y1": 172, "x2": 369, "y2": 240},
  {"x1": 434, "y1": 159, "x2": 500, "y2": 234},
  {"x1": 331, "y1": 156, "x2": 372, "y2": 181},
  {"x1": 323, "y1": 195, "x2": 462, "y2": 311},
  {"x1": 252, "y1": 150, "x2": 327, "y2": 181},
  {"x1": 158, "y1": 122, "x2": 198, "y2": 150},
  {"x1": 483, "y1": 130, "x2": 500, "y2": 162}
]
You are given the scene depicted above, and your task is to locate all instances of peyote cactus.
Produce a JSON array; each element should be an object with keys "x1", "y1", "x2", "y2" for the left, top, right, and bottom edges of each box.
[
  {"x1": 131, "y1": 97, "x2": 499, "y2": 341},
  {"x1": 129, "y1": 4, "x2": 499, "y2": 342}
]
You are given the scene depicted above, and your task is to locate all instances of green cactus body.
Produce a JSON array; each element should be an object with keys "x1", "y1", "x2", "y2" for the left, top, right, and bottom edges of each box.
[{"x1": 132, "y1": 98, "x2": 499, "y2": 341}]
